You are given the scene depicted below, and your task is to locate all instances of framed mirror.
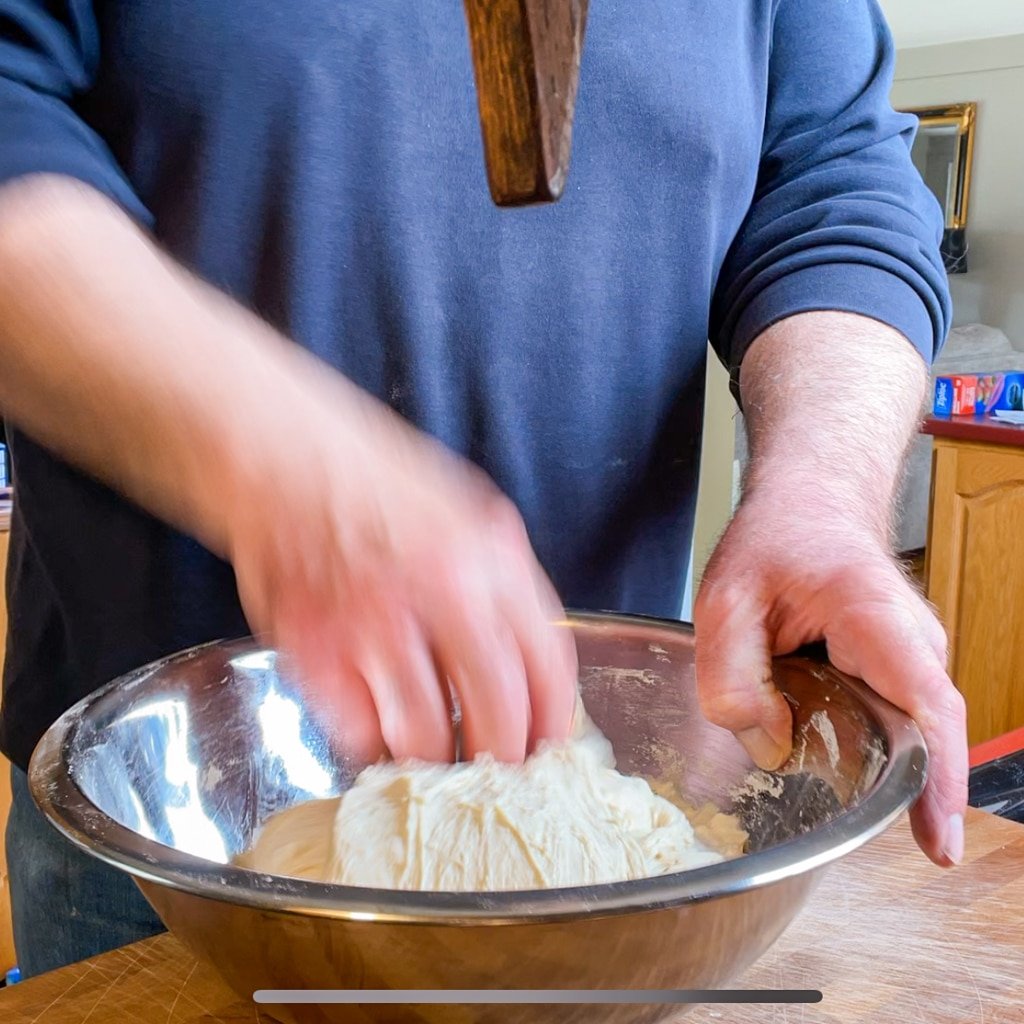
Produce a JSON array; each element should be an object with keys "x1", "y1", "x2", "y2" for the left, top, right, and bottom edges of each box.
[{"x1": 902, "y1": 103, "x2": 977, "y2": 274}]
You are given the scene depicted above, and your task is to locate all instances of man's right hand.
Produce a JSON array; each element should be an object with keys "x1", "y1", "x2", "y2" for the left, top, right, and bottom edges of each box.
[
  {"x1": 225, "y1": 391, "x2": 579, "y2": 765},
  {"x1": 0, "y1": 175, "x2": 577, "y2": 766}
]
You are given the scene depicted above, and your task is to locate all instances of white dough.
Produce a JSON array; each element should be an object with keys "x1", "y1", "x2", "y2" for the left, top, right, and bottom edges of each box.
[{"x1": 238, "y1": 709, "x2": 732, "y2": 891}]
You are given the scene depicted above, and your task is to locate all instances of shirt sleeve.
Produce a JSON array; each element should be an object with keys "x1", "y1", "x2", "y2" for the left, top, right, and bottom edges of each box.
[
  {"x1": 0, "y1": 0, "x2": 150, "y2": 222},
  {"x1": 710, "y1": 0, "x2": 952, "y2": 392}
]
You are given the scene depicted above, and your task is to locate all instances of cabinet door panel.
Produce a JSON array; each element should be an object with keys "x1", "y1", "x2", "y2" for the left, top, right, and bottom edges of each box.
[{"x1": 927, "y1": 441, "x2": 1024, "y2": 746}]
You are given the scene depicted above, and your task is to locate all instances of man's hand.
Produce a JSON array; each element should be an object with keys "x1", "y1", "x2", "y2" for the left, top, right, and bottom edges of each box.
[
  {"x1": 0, "y1": 176, "x2": 577, "y2": 766},
  {"x1": 696, "y1": 503, "x2": 965, "y2": 867},
  {"x1": 694, "y1": 311, "x2": 968, "y2": 868},
  {"x1": 227, "y1": 394, "x2": 578, "y2": 766}
]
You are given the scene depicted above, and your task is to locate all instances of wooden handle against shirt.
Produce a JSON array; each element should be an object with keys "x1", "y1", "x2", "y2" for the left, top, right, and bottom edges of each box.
[{"x1": 462, "y1": 0, "x2": 589, "y2": 206}]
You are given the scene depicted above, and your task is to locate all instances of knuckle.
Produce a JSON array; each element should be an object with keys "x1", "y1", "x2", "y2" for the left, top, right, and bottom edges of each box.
[
  {"x1": 911, "y1": 679, "x2": 967, "y2": 735},
  {"x1": 697, "y1": 683, "x2": 763, "y2": 727},
  {"x1": 930, "y1": 616, "x2": 950, "y2": 647},
  {"x1": 923, "y1": 768, "x2": 969, "y2": 819},
  {"x1": 694, "y1": 579, "x2": 750, "y2": 627},
  {"x1": 943, "y1": 689, "x2": 968, "y2": 729},
  {"x1": 485, "y1": 493, "x2": 529, "y2": 542}
]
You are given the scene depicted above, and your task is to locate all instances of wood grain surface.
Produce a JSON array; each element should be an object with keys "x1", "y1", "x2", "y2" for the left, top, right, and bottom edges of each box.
[
  {"x1": 2, "y1": 809, "x2": 1022, "y2": 1023},
  {"x1": 463, "y1": 0, "x2": 588, "y2": 205}
]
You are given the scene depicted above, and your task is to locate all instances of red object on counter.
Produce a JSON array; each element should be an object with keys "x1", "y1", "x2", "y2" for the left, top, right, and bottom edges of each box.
[{"x1": 970, "y1": 725, "x2": 1024, "y2": 768}]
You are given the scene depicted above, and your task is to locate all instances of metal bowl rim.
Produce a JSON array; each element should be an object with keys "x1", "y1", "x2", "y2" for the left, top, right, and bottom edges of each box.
[{"x1": 28, "y1": 610, "x2": 926, "y2": 925}]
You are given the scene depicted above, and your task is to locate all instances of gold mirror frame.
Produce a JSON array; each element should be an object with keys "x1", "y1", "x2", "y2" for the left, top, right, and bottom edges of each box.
[
  {"x1": 901, "y1": 102, "x2": 976, "y2": 272},
  {"x1": 903, "y1": 102, "x2": 977, "y2": 231}
]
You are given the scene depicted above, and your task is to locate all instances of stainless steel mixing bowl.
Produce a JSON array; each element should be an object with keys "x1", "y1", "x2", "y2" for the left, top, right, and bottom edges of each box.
[{"x1": 29, "y1": 612, "x2": 925, "y2": 1024}]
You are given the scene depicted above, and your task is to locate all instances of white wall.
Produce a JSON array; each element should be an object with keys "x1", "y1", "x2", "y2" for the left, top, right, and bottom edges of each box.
[
  {"x1": 685, "y1": 350, "x2": 739, "y2": 621},
  {"x1": 880, "y1": 0, "x2": 1024, "y2": 50},
  {"x1": 680, "y1": 539, "x2": 694, "y2": 621},
  {"x1": 892, "y1": 35, "x2": 1024, "y2": 348}
]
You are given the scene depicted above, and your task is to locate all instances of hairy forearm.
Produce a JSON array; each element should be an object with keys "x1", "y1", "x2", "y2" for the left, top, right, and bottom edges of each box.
[
  {"x1": 738, "y1": 311, "x2": 929, "y2": 544},
  {"x1": 700, "y1": 310, "x2": 964, "y2": 869},
  {"x1": 0, "y1": 176, "x2": 370, "y2": 556}
]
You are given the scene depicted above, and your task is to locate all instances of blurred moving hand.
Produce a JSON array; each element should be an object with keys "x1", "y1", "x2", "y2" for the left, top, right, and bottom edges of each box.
[
  {"x1": 0, "y1": 176, "x2": 577, "y2": 765},
  {"x1": 230, "y1": 395, "x2": 578, "y2": 765}
]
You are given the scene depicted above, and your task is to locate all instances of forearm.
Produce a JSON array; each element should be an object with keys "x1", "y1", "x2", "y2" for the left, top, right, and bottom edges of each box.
[
  {"x1": 738, "y1": 310, "x2": 929, "y2": 545},
  {"x1": 0, "y1": 176, "x2": 370, "y2": 556},
  {"x1": 0, "y1": 176, "x2": 578, "y2": 765}
]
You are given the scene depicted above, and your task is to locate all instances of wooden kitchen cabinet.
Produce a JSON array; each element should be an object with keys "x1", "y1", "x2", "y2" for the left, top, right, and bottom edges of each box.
[{"x1": 925, "y1": 418, "x2": 1024, "y2": 747}]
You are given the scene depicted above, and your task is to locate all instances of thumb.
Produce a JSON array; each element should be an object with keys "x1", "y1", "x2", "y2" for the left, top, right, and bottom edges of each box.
[{"x1": 693, "y1": 577, "x2": 793, "y2": 770}]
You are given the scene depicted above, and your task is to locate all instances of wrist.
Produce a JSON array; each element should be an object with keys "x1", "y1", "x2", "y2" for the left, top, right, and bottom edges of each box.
[
  {"x1": 740, "y1": 455, "x2": 895, "y2": 549},
  {"x1": 195, "y1": 367, "x2": 345, "y2": 561},
  {"x1": 199, "y1": 340, "x2": 403, "y2": 565}
]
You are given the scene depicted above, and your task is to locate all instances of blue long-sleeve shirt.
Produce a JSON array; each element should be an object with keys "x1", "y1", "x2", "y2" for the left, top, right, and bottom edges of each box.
[{"x1": 0, "y1": 0, "x2": 950, "y2": 769}]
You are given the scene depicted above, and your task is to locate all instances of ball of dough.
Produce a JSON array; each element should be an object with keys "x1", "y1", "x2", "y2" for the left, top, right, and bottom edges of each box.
[
  {"x1": 240, "y1": 708, "x2": 725, "y2": 891},
  {"x1": 324, "y1": 737, "x2": 723, "y2": 891}
]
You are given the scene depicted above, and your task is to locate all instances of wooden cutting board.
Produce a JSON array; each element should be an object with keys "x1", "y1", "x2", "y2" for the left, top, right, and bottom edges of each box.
[{"x1": 1, "y1": 809, "x2": 1022, "y2": 1023}]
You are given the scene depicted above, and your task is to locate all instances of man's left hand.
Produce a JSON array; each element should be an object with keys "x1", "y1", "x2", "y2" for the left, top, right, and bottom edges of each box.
[{"x1": 695, "y1": 493, "x2": 968, "y2": 868}]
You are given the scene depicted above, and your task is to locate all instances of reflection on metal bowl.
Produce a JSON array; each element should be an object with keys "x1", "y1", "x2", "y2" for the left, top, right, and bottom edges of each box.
[{"x1": 30, "y1": 612, "x2": 925, "y2": 1023}]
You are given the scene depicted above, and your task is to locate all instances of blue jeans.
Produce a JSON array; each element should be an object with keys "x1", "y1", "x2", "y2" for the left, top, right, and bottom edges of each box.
[{"x1": 6, "y1": 764, "x2": 165, "y2": 978}]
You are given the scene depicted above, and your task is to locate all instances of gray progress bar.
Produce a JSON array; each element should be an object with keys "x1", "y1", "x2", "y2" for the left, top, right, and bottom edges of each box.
[{"x1": 253, "y1": 989, "x2": 823, "y2": 1005}]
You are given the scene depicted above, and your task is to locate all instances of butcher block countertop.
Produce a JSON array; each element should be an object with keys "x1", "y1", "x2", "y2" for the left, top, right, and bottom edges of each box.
[{"x1": 2, "y1": 809, "x2": 1023, "y2": 1024}]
